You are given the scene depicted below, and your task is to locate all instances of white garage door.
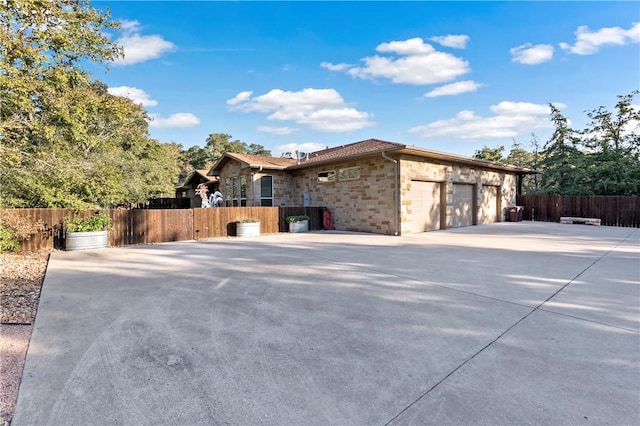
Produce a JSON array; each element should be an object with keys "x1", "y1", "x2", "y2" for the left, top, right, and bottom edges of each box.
[
  {"x1": 480, "y1": 185, "x2": 498, "y2": 224},
  {"x1": 408, "y1": 181, "x2": 441, "y2": 233},
  {"x1": 451, "y1": 183, "x2": 474, "y2": 228}
]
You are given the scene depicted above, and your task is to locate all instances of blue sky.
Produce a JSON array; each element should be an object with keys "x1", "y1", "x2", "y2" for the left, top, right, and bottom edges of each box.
[{"x1": 93, "y1": 1, "x2": 640, "y2": 157}]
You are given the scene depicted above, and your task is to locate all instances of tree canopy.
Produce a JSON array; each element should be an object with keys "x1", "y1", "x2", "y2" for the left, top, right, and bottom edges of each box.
[{"x1": 1, "y1": 0, "x2": 180, "y2": 208}]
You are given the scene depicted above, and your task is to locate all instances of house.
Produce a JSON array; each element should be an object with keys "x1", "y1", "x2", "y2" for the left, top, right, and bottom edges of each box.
[
  {"x1": 175, "y1": 169, "x2": 219, "y2": 208},
  {"x1": 208, "y1": 139, "x2": 533, "y2": 235}
]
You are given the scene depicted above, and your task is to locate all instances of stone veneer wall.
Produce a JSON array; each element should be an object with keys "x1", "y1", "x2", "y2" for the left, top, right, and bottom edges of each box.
[
  {"x1": 399, "y1": 156, "x2": 517, "y2": 235},
  {"x1": 217, "y1": 161, "x2": 294, "y2": 206},
  {"x1": 291, "y1": 157, "x2": 397, "y2": 234}
]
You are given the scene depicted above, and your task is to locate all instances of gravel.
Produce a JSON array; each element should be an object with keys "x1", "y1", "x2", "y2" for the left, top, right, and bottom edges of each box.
[{"x1": 0, "y1": 251, "x2": 49, "y2": 426}]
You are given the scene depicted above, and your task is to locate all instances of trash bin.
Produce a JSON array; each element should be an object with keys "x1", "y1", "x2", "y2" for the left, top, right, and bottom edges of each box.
[{"x1": 507, "y1": 206, "x2": 524, "y2": 222}]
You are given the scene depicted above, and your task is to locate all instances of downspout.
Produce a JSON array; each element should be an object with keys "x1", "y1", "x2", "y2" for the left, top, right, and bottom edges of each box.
[{"x1": 381, "y1": 151, "x2": 399, "y2": 236}]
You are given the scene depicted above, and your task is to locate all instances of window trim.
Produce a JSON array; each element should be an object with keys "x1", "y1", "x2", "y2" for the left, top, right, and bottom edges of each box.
[
  {"x1": 338, "y1": 166, "x2": 361, "y2": 181},
  {"x1": 317, "y1": 170, "x2": 336, "y2": 183}
]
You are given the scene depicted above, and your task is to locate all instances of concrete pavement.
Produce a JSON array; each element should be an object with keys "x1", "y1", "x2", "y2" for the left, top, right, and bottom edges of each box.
[{"x1": 12, "y1": 222, "x2": 640, "y2": 425}]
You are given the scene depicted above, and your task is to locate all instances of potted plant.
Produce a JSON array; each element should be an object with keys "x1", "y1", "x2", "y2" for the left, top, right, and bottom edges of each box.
[
  {"x1": 65, "y1": 211, "x2": 111, "y2": 250},
  {"x1": 236, "y1": 218, "x2": 260, "y2": 237},
  {"x1": 286, "y1": 215, "x2": 309, "y2": 233}
]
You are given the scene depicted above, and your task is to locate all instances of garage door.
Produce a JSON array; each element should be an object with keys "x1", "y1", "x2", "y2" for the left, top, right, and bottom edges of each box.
[
  {"x1": 451, "y1": 183, "x2": 474, "y2": 228},
  {"x1": 408, "y1": 181, "x2": 441, "y2": 233},
  {"x1": 480, "y1": 185, "x2": 498, "y2": 224}
]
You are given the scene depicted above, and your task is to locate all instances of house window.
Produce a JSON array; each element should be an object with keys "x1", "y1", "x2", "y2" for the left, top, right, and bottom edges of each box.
[
  {"x1": 240, "y1": 176, "x2": 247, "y2": 206},
  {"x1": 317, "y1": 170, "x2": 336, "y2": 183},
  {"x1": 231, "y1": 177, "x2": 238, "y2": 206},
  {"x1": 225, "y1": 178, "x2": 232, "y2": 206},
  {"x1": 339, "y1": 167, "x2": 360, "y2": 181},
  {"x1": 260, "y1": 175, "x2": 273, "y2": 206}
]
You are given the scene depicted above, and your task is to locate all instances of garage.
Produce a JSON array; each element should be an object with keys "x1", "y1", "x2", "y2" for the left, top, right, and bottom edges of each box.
[
  {"x1": 451, "y1": 183, "x2": 475, "y2": 228},
  {"x1": 408, "y1": 180, "x2": 441, "y2": 233},
  {"x1": 480, "y1": 185, "x2": 499, "y2": 224}
]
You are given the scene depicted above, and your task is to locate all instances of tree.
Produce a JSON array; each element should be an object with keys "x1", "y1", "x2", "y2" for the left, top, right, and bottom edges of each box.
[
  {"x1": 579, "y1": 91, "x2": 640, "y2": 195},
  {"x1": 539, "y1": 104, "x2": 585, "y2": 195},
  {"x1": 181, "y1": 133, "x2": 271, "y2": 173},
  {"x1": 473, "y1": 145, "x2": 505, "y2": 162},
  {"x1": 0, "y1": 0, "x2": 180, "y2": 207}
]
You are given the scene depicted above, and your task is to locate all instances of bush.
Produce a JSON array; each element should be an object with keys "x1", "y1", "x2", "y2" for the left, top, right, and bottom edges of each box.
[
  {"x1": 0, "y1": 210, "x2": 45, "y2": 252},
  {"x1": 237, "y1": 218, "x2": 260, "y2": 223},
  {"x1": 286, "y1": 215, "x2": 309, "y2": 223},
  {"x1": 65, "y1": 211, "x2": 112, "y2": 232},
  {"x1": 0, "y1": 225, "x2": 20, "y2": 252}
]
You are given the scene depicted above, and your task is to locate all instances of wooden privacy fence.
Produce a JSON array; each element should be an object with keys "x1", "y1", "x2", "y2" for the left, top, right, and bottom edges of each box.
[
  {"x1": 2, "y1": 206, "x2": 325, "y2": 252},
  {"x1": 516, "y1": 195, "x2": 640, "y2": 227}
]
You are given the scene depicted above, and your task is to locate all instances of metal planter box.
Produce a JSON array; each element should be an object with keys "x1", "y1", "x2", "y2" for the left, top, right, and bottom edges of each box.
[{"x1": 66, "y1": 230, "x2": 109, "y2": 251}]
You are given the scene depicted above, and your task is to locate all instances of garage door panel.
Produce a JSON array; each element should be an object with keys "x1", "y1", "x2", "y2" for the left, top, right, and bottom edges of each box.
[
  {"x1": 409, "y1": 181, "x2": 440, "y2": 233},
  {"x1": 451, "y1": 184, "x2": 474, "y2": 228}
]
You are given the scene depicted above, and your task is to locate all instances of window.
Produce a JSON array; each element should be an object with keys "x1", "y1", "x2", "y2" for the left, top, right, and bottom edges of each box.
[
  {"x1": 317, "y1": 170, "x2": 336, "y2": 183},
  {"x1": 225, "y1": 178, "x2": 232, "y2": 206},
  {"x1": 260, "y1": 176, "x2": 273, "y2": 206},
  {"x1": 339, "y1": 167, "x2": 360, "y2": 181},
  {"x1": 231, "y1": 177, "x2": 238, "y2": 206},
  {"x1": 240, "y1": 176, "x2": 247, "y2": 206}
]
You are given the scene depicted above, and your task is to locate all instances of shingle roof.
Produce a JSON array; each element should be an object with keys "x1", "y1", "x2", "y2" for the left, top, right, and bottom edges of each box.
[
  {"x1": 225, "y1": 153, "x2": 297, "y2": 169},
  {"x1": 295, "y1": 139, "x2": 405, "y2": 167}
]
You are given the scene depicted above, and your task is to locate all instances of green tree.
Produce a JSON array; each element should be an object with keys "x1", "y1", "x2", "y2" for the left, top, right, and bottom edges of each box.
[
  {"x1": 539, "y1": 104, "x2": 585, "y2": 195},
  {"x1": 182, "y1": 133, "x2": 271, "y2": 172},
  {"x1": 579, "y1": 91, "x2": 640, "y2": 195},
  {"x1": 473, "y1": 145, "x2": 505, "y2": 162}
]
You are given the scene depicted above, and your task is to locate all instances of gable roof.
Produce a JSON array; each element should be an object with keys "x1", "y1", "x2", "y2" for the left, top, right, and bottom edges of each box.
[
  {"x1": 209, "y1": 139, "x2": 535, "y2": 175},
  {"x1": 175, "y1": 169, "x2": 218, "y2": 190},
  {"x1": 208, "y1": 153, "x2": 297, "y2": 175}
]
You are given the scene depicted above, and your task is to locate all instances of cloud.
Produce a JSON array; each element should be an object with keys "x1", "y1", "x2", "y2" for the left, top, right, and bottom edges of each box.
[
  {"x1": 409, "y1": 101, "x2": 558, "y2": 140},
  {"x1": 227, "y1": 88, "x2": 375, "y2": 133},
  {"x1": 257, "y1": 126, "x2": 297, "y2": 136},
  {"x1": 323, "y1": 37, "x2": 470, "y2": 85},
  {"x1": 559, "y1": 22, "x2": 640, "y2": 55},
  {"x1": 424, "y1": 80, "x2": 484, "y2": 98},
  {"x1": 320, "y1": 62, "x2": 352, "y2": 71},
  {"x1": 511, "y1": 43, "x2": 554, "y2": 64},
  {"x1": 429, "y1": 35, "x2": 470, "y2": 49},
  {"x1": 107, "y1": 86, "x2": 158, "y2": 106},
  {"x1": 148, "y1": 113, "x2": 200, "y2": 128},
  {"x1": 112, "y1": 19, "x2": 175, "y2": 65}
]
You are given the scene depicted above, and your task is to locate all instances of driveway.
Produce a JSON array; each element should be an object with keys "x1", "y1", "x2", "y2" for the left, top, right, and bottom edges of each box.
[{"x1": 13, "y1": 222, "x2": 640, "y2": 425}]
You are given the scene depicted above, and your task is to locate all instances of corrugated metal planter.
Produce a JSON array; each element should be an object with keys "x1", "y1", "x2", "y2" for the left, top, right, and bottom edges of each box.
[
  {"x1": 237, "y1": 221, "x2": 260, "y2": 238},
  {"x1": 66, "y1": 230, "x2": 109, "y2": 251},
  {"x1": 288, "y1": 220, "x2": 309, "y2": 233}
]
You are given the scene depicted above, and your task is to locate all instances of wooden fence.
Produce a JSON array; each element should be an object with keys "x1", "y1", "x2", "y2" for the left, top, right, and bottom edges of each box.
[
  {"x1": 516, "y1": 195, "x2": 640, "y2": 227},
  {"x1": 2, "y1": 207, "x2": 324, "y2": 252}
]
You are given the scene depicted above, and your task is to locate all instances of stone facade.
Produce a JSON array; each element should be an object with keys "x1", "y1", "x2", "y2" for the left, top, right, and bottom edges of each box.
[{"x1": 214, "y1": 151, "x2": 518, "y2": 235}]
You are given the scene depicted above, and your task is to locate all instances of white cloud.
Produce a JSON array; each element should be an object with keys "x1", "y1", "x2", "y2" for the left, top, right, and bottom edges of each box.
[
  {"x1": 429, "y1": 35, "x2": 470, "y2": 49},
  {"x1": 511, "y1": 43, "x2": 554, "y2": 65},
  {"x1": 112, "y1": 19, "x2": 175, "y2": 65},
  {"x1": 323, "y1": 37, "x2": 470, "y2": 85},
  {"x1": 424, "y1": 80, "x2": 484, "y2": 98},
  {"x1": 272, "y1": 142, "x2": 327, "y2": 158},
  {"x1": 227, "y1": 88, "x2": 375, "y2": 133},
  {"x1": 320, "y1": 62, "x2": 352, "y2": 71},
  {"x1": 107, "y1": 86, "x2": 158, "y2": 106},
  {"x1": 148, "y1": 113, "x2": 200, "y2": 128},
  {"x1": 409, "y1": 101, "x2": 556, "y2": 140},
  {"x1": 257, "y1": 126, "x2": 297, "y2": 135},
  {"x1": 559, "y1": 22, "x2": 640, "y2": 55}
]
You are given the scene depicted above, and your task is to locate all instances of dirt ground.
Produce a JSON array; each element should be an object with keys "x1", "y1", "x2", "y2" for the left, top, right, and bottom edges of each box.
[{"x1": 0, "y1": 252, "x2": 49, "y2": 425}]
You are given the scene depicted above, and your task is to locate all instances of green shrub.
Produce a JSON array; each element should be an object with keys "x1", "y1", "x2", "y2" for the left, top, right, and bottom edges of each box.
[
  {"x1": 286, "y1": 215, "x2": 309, "y2": 223},
  {"x1": 65, "y1": 211, "x2": 112, "y2": 232},
  {"x1": 0, "y1": 225, "x2": 20, "y2": 252},
  {"x1": 238, "y1": 218, "x2": 260, "y2": 223}
]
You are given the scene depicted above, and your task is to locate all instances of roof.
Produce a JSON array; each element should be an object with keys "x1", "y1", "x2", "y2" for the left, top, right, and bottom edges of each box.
[
  {"x1": 175, "y1": 169, "x2": 218, "y2": 190},
  {"x1": 208, "y1": 153, "x2": 297, "y2": 175},
  {"x1": 209, "y1": 139, "x2": 536, "y2": 175}
]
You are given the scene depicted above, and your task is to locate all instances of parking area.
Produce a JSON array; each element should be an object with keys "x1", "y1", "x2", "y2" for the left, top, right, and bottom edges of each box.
[{"x1": 13, "y1": 222, "x2": 640, "y2": 425}]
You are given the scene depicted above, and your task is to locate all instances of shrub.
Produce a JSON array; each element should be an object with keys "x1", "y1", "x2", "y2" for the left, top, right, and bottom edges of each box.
[
  {"x1": 0, "y1": 210, "x2": 45, "y2": 252},
  {"x1": 286, "y1": 215, "x2": 309, "y2": 223},
  {"x1": 238, "y1": 218, "x2": 260, "y2": 223},
  {"x1": 65, "y1": 211, "x2": 112, "y2": 232}
]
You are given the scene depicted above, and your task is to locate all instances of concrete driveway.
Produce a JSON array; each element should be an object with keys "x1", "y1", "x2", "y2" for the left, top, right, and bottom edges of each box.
[{"x1": 13, "y1": 222, "x2": 640, "y2": 425}]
